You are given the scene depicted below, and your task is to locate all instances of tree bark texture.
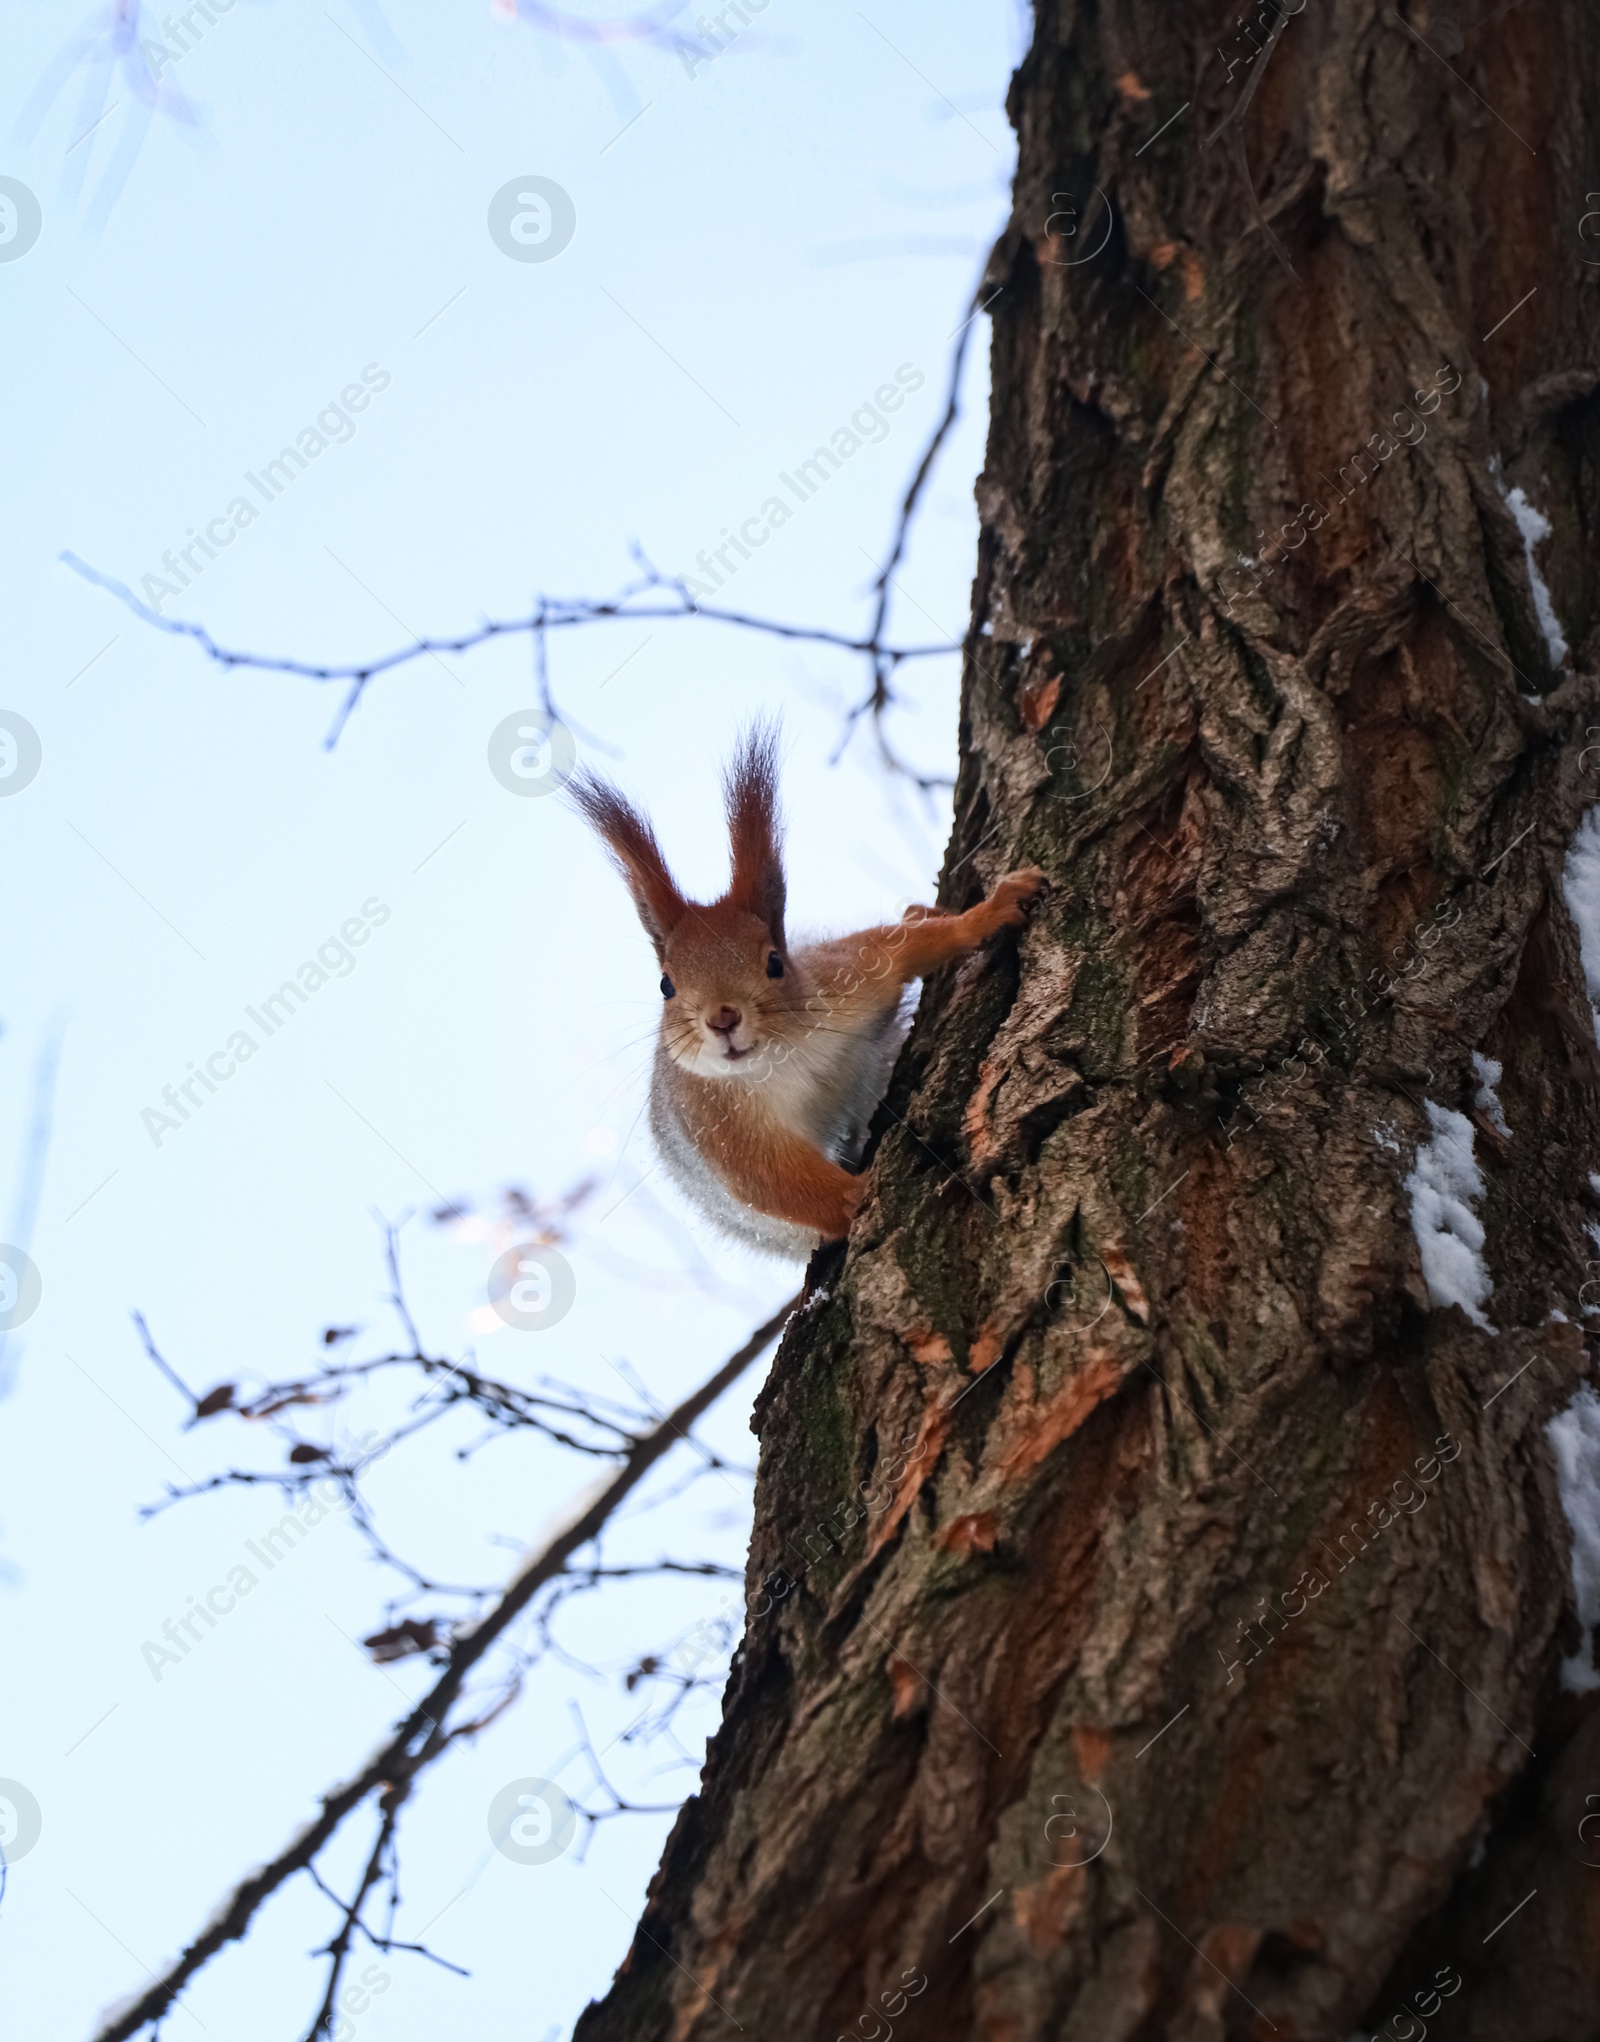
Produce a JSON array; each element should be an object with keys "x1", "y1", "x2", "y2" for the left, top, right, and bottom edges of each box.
[{"x1": 577, "y1": 3, "x2": 1600, "y2": 2035}]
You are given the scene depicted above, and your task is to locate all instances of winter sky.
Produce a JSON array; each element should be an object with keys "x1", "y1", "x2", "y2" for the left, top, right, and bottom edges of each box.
[{"x1": 0, "y1": 2, "x2": 1023, "y2": 2036}]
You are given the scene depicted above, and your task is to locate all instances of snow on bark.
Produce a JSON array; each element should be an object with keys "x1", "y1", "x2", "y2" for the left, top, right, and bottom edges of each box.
[
  {"x1": 1560, "y1": 807, "x2": 1600, "y2": 1035},
  {"x1": 1501, "y1": 483, "x2": 1569, "y2": 667},
  {"x1": 1471, "y1": 1052, "x2": 1511, "y2": 1138},
  {"x1": 1405, "y1": 1103, "x2": 1496, "y2": 1332},
  {"x1": 1546, "y1": 1386, "x2": 1600, "y2": 1693}
]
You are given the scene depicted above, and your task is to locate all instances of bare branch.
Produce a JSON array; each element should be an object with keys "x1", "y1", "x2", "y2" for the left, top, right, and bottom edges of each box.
[
  {"x1": 58, "y1": 275, "x2": 990, "y2": 783},
  {"x1": 87, "y1": 1290, "x2": 800, "y2": 2042},
  {"x1": 300, "y1": 1781, "x2": 412, "y2": 2042},
  {"x1": 59, "y1": 552, "x2": 954, "y2": 753}
]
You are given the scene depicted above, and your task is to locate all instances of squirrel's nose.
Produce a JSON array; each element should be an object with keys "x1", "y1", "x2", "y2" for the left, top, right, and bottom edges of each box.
[{"x1": 707, "y1": 1006, "x2": 742, "y2": 1036}]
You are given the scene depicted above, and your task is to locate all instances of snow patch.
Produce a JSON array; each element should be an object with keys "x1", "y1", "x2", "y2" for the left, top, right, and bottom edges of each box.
[
  {"x1": 1550, "y1": 1308, "x2": 1570, "y2": 1323},
  {"x1": 1502, "y1": 483, "x2": 1569, "y2": 667},
  {"x1": 1371, "y1": 1122, "x2": 1401, "y2": 1154},
  {"x1": 1560, "y1": 808, "x2": 1600, "y2": 1041},
  {"x1": 1405, "y1": 1102, "x2": 1496, "y2": 1332},
  {"x1": 1546, "y1": 1386, "x2": 1600, "y2": 1692},
  {"x1": 1471, "y1": 1051, "x2": 1510, "y2": 1137}
]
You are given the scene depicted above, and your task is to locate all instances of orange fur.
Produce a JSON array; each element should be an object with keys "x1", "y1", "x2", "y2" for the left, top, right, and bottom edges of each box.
[
  {"x1": 673, "y1": 1084, "x2": 866, "y2": 1239},
  {"x1": 571, "y1": 728, "x2": 1046, "y2": 1254},
  {"x1": 722, "y1": 722, "x2": 786, "y2": 942}
]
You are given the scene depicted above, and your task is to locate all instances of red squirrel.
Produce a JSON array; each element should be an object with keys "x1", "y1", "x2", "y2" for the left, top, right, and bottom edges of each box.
[{"x1": 571, "y1": 728, "x2": 1045, "y2": 1258}]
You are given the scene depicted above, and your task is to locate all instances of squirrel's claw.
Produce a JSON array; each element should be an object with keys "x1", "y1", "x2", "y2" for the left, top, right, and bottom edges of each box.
[{"x1": 986, "y1": 866, "x2": 1048, "y2": 928}]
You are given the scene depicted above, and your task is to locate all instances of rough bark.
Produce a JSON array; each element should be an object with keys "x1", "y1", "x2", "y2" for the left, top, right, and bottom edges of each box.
[{"x1": 576, "y1": 3, "x2": 1600, "y2": 2036}]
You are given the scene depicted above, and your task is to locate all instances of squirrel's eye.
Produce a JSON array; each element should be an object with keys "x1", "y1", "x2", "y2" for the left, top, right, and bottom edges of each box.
[
  {"x1": 766, "y1": 951, "x2": 784, "y2": 979},
  {"x1": 660, "y1": 974, "x2": 676, "y2": 999}
]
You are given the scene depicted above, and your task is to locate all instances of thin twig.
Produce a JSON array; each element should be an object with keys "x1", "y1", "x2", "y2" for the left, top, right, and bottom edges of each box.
[
  {"x1": 59, "y1": 552, "x2": 954, "y2": 755},
  {"x1": 61, "y1": 274, "x2": 985, "y2": 781},
  {"x1": 301, "y1": 1782, "x2": 412, "y2": 2042},
  {"x1": 844, "y1": 275, "x2": 993, "y2": 787}
]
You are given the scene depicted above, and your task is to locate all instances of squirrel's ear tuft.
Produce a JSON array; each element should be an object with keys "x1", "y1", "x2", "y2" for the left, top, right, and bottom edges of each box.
[
  {"x1": 569, "y1": 772, "x2": 687, "y2": 962},
  {"x1": 723, "y1": 721, "x2": 786, "y2": 948}
]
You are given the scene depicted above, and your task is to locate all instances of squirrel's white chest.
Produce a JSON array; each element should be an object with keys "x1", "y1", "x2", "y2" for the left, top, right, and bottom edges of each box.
[
  {"x1": 647, "y1": 1054, "x2": 817, "y2": 1259},
  {"x1": 645, "y1": 991, "x2": 911, "y2": 1258}
]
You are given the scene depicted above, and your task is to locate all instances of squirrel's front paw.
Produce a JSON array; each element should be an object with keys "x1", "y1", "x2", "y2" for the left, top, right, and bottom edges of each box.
[{"x1": 986, "y1": 866, "x2": 1047, "y2": 929}]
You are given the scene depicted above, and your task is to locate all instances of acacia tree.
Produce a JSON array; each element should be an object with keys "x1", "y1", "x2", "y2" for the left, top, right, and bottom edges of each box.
[{"x1": 574, "y1": 3, "x2": 1600, "y2": 2037}]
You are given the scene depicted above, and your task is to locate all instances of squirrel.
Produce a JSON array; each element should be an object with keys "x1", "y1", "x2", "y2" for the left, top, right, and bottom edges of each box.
[{"x1": 570, "y1": 726, "x2": 1045, "y2": 1259}]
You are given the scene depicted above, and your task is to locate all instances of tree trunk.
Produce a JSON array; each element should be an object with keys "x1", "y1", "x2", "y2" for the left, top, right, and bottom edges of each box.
[{"x1": 577, "y1": 4, "x2": 1600, "y2": 2035}]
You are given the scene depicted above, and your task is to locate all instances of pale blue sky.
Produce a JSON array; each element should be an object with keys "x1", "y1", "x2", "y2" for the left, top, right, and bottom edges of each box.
[{"x1": 0, "y1": 3, "x2": 1021, "y2": 2034}]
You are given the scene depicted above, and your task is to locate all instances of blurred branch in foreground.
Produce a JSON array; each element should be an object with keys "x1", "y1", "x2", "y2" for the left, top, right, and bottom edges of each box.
[{"x1": 90, "y1": 1282, "x2": 799, "y2": 2042}]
